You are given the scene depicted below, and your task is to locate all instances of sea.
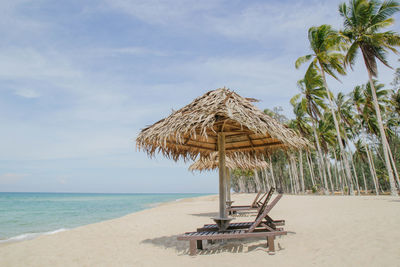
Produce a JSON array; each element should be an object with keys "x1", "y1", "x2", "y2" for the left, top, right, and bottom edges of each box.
[{"x1": 0, "y1": 192, "x2": 209, "y2": 244}]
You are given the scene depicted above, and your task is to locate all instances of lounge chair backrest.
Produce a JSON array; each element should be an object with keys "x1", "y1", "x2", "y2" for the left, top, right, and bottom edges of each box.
[
  {"x1": 255, "y1": 191, "x2": 268, "y2": 206},
  {"x1": 255, "y1": 187, "x2": 275, "y2": 218},
  {"x1": 247, "y1": 193, "x2": 282, "y2": 233},
  {"x1": 250, "y1": 192, "x2": 262, "y2": 207}
]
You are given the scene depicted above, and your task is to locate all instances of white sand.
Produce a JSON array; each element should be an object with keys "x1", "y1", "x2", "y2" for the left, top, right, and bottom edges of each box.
[{"x1": 0, "y1": 194, "x2": 399, "y2": 267}]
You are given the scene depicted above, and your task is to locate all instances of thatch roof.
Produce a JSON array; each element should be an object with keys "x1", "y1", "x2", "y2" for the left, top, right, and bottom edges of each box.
[
  {"x1": 136, "y1": 88, "x2": 308, "y2": 161},
  {"x1": 189, "y1": 152, "x2": 269, "y2": 172}
]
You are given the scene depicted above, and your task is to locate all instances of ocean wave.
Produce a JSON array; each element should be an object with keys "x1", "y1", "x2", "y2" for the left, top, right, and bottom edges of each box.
[{"x1": 0, "y1": 228, "x2": 68, "y2": 244}]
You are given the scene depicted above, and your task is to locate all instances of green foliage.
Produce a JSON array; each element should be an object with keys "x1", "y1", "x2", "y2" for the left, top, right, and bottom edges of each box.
[
  {"x1": 229, "y1": 1, "x2": 400, "y2": 195},
  {"x1": 312, "y1": 185, "x2": 319, "y2": 194},
  {"x1": 339, "y1": 0, "x2": 400, "y2": 76}
]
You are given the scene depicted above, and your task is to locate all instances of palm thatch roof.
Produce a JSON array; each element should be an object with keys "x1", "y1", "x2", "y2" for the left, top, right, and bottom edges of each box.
[
  {"x1": 136, "y1": 88, "x2": 308, "y2": 161},
  {"x1": 189, "y1": 152, "x2": 269, "y2": 172}
]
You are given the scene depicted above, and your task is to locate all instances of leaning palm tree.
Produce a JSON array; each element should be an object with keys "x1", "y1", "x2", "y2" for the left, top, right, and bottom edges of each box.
[
  {"x1": 292, "y1": 67, "x2": 330, "y2": 193},
  {"x1": 339, "y1": 0, "x2": 400, "y2": 196},
  {"x1": 334, "y1": 92, "x2": 362, "y2": 194},
  {"x1": 351, "y1": 83, "x2": 388, "y2": 194},
  {"x1": 295, "y1": 24, "x2": 355, "y2": 195},
  {"x1": 289, "y1": 103, "x2": 316, "y2": 190},
  {"x1": 317, "y1": 111, "x2": 338, "y2": 193}
]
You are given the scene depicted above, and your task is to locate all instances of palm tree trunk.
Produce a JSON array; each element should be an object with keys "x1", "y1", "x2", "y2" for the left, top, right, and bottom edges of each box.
[
  {"x1": 348, "y1": 147, "x2": 361, "y2": 195},
  {"x1": 333, "y1": 149, "x2": 343, "y2": 195},
  {"x1": 311, "y1": 123, "x2": 329, "y2": 194},
  {"x1": 361, "y1": 168, "x2": 368, "y2": 194},
  {"x1": 291, "y1": 155, "x2": 300, "y2": 193},
  {"x1": 288, "y1": 162, "x2": 295, "y2": 194},
  {"x1": 366, "y1": 69, "x2": 398, "y2": 196},
  {"x1": 320, "y1": 68, "x2": 354, "y2": 195},
  {"x1": 262, "y1": 168, "x2": 269, "y2": 192},
  {"x1": 299, "y1": 150, "x2": 305, "y2": 193},
  {"x1": 254, "y1": 169, "x2": 261, "y2": 192},
  {"x1": 387, "y1": 143, "x2": 400, "y2": 188},
  {"x1": 268, "y1": 155, "x2": 276, "y2": 188},
  {"x1": 339, "y1": 154, "x2": 349, "y2": 194},
  {"x1": 366, "y1": 144, "x2": 379, "y2": 195},
  {"x1": 344, "y1": 135, "x2": 361, "y2": 195},
  {"x1": 324, "y1": 153, "x2": 334, "y2": 193},
  {"x1": 306, "y1": 151, "x2": 316, "y2": 186}
]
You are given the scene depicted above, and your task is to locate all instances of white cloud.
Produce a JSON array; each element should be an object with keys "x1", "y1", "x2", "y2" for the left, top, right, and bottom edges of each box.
[{"x1": 14, "y1": 88, "x2": 40, "y2": 98}]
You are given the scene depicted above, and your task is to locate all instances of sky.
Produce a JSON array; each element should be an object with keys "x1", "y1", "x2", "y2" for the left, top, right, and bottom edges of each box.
[{"x1": 0, "y1": 0, "x2": 399, "y2": 193}]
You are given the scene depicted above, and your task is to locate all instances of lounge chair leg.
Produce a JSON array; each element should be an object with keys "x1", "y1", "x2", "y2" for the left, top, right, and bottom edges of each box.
[
  {"x1": 197, "y1": 240, "x2": 203, "y2": 250},
  {"x1": 267, "y1": 236, "x2": 275, "y2": 254},
  {"x1": 189, "y1": 240, "x2": 197, "y2": 256}
]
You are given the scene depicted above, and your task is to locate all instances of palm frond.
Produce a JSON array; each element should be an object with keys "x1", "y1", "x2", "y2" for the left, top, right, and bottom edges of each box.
[
  {"x1": 371, "y1": 0, "x2": 400, "y2": 26},
  {"x1": 344, "y1": 41, "x2": 359, "y2": 69},
  {"x1": 295, "y1": 54, "x2": 313, "y2": 69}
]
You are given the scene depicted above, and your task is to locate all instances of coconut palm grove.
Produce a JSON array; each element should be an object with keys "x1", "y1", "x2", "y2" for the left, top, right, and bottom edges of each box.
[{"x1": 230, "y1": 0, "x2": 400, "y2": 196}]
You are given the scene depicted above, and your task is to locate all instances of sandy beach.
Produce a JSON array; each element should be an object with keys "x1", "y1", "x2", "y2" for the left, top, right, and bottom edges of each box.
[{"x1": 0, "y1": 194, "x2": 399, "y2": 267}]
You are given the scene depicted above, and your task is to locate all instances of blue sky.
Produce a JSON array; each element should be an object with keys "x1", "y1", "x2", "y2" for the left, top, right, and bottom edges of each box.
[{"x1": 1, "y1": 0, "x2": 399, "y2": 193}]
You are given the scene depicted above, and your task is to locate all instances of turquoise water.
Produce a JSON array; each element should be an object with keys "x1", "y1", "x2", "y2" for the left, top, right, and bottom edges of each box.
[{"x1": 0, "y1": 192, "x2": 208, "y2": 243}]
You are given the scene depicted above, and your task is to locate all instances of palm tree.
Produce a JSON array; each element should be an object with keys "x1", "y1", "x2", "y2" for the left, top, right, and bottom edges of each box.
[
  {"x1": 339, "y1": 0, "x2": 400, "y2": 196},
  {"x1": 289, "y1": 98, "x2": 313, "y2": 193},
  {"x1": 350, "y1": 83, "x2": 384, "y2": 193},
  {"x1": 334, "y1": 92, "x2": 362, "y2": 194},
  {"x1": 295, "y1": 24, "x2": 355, "y2": 195},
  {"x1": 317, "y1": 111, "x2": 337, "y2": 193},
  {"x1": 291, "y1": 67, "x2": 330, "y2": 193}
]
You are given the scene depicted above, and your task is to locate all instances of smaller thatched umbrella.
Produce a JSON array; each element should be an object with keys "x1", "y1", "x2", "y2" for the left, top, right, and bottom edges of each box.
[
  {"x1": 189, "y1": 152, "x2": 269, "y2": 172},
  {"x1": 189, "y1": 152, "x2": 269, "y2": 206}
]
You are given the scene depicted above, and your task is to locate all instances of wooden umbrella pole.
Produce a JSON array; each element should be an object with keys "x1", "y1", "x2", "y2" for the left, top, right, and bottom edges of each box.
[{"x1": 218, "y1": 132, "x2": 227, "y2": 218}]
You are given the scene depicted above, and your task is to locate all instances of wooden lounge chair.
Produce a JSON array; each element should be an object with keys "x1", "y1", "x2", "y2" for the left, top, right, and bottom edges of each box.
[
  {"x1": 197, "y1": 193, "x2": 285, "y2": 232},
  {"x1": 227, "y1": 187, "x2": 275, "y2": 215},
  {"x1": 177, "y1": 194, "x2": 286, "y2": 255},
  {"x1": 229, "y1": 191, "x2": 262, "y2": 208}
]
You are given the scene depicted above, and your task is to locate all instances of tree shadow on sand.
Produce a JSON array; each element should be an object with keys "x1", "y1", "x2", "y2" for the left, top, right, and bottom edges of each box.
[{"x1": 141, "y1": 233, "x2": 294, "y2": 255}]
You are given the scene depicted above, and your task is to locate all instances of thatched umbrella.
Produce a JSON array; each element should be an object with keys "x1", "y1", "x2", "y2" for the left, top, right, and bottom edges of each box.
[
  {"x1": 136, "y1": 88, "x2": 308, "y2": 229},
  {"x1": 189, "y1": 152, "x2": 269, "y2": 207}
]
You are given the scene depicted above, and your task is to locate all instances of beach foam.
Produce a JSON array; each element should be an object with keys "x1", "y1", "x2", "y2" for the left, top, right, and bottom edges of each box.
[{"x1": 0, "y1": 229, "x2": 68, "y2": 244}]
